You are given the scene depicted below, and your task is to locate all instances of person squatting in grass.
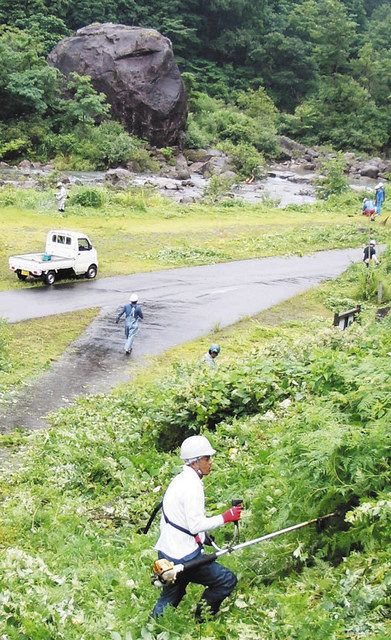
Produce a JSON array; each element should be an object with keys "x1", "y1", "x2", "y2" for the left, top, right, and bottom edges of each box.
[
  {"x1": 202, "y1": 344, "x2": 221, "y2": 369},
  {"x1": 152, "y1": 435, "x2": 242, "y2": 621},
  {"x1": 116, "y1": 293, "x2": 143, "y2": 354},
  {"x1": 362, "y1": 197, "x2": 376, "y2": 221}
]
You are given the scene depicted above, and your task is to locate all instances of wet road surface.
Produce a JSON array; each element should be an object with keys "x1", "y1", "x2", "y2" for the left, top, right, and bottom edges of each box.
[{"x1": 0, "y1": 248, "x2": 362, "y2": 432}]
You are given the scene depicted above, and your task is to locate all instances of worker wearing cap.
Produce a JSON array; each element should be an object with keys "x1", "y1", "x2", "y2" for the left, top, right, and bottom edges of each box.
[
  {"x1": 115, "y1": 293, "x2": 143, "y2": 354},
  {"x1": 375, "y1": 182, "x2": 385, "y2": 216},
  {"x1": 363, "y1": 240, "x2": 379, "y2": 267},
  {"x1": 152, "y1": 434, "x2": 242, "y2": 620},
  {"x1": 202, "y1": 344, "x2": 221, "y2": 369},
  {"x1": 55, "y1": 182, "x2": 67, "y2": 213}
]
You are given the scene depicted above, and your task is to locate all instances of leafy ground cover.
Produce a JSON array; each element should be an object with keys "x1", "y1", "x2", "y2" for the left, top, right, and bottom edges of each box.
[
  {"x1": 0, "y1": 309, "x2": 97, "y2": 405},
  {"x1": 0, "y1": 186, "x2": 389, "y2": 290},
  {"x1": 0, "y1": 256, "x2": 390, "y2": 639}
]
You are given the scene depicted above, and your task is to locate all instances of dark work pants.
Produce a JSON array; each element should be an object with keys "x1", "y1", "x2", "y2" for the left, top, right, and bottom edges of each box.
[{"x1": 152, "y1": 552, "x2": 237, "y2": 618}]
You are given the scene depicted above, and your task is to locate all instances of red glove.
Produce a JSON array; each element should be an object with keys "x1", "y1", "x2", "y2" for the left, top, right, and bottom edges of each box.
[{"x1": 222, "y1": 505, "x2": 242, "y2": 524}]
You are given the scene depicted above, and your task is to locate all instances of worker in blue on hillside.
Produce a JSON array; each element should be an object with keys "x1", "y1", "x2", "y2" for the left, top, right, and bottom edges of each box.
[
  {"x1": 375, "y1": 182, "x2": 386, "y2": 216},
  {"x1": 152, "y1": 434, "x2": 242, "y2": 620},
  {"x1": 202, "y1": 344, "x2": 221, "y2": 368},
  {"x1": 115, "y1": 293, "x2": 143, "y2": 355}
]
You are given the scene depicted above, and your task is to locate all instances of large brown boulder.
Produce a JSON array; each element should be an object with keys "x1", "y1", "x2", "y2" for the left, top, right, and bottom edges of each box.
[{"x1": 48, "y1": 23, "x2": 187, "y2": 147}]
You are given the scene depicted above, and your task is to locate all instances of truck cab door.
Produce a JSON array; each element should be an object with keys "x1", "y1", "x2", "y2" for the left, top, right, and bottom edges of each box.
[{"x1": 74, "y1": 237, "x2": 93, "y2": 274}]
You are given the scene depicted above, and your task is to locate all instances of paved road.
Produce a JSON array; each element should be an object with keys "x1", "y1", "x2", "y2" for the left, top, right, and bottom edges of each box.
[
  {"x1": 1, "y1": 248, "x2": 361, "y2": 324},
  {"x1": 0, "y1": 248, "x2": 362, "y2": 433}
]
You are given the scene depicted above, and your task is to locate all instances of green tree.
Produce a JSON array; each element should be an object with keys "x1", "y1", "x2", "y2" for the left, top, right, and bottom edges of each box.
[
  {"x1": 283, "y1": 74, "x2": 389, "y2": 151},
  {"x1": 16, "y1": 14, "x2": 70, "y2": 55},
  {"x1": 316, "y1": 153, "x2": 349, "y2": 199},
  {"x1": 0, "y1": 26, "x2": 60, "y2": 120},
  {"x1": 60, "y1": 72, "x2": 110, "y2": 128},
  {"x1": 290, "y1": 0, "x2": 357, "y2": 75}
]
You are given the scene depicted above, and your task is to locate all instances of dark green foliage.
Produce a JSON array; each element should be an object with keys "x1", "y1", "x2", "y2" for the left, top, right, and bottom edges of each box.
[
  {"x1": 1, "y1": 1, "x2": 391, "y2": 159},
  {"x1": 282, "y1": 75, "x2": 389, "y2": 151},
  {"x1": 0, "y1": 26, "x2": 60, "y2": 121},
  {"x1": 186, "y1": 88, "x2": 279, "y2": 166}
]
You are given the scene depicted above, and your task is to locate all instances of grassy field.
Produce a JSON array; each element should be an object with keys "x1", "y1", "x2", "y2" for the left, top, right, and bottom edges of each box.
[
  {"x1": 0, "y1": 308, "x2": 97, "y2": 399},
  {"x1": 1, "y1": 185, "x2": 389, "y2": 290}
]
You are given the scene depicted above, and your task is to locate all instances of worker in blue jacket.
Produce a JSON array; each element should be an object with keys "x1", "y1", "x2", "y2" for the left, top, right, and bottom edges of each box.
[
  {"x1": 375, "y1": 182, "x2": 385, "y2": 216},
  {"x1": 116, "y1": 293, "x2": 143, "y2": 354}
]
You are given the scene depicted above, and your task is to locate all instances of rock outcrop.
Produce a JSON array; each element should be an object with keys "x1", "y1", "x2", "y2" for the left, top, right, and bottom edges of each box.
[{"x1": 48, "y1": 23, "x2": 187, "y2": 147}]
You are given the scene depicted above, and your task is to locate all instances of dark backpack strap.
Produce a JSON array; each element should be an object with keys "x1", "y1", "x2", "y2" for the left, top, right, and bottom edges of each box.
[
  {"x1": 140, "y1": 501, "x2": 202, "y2": 548},
  {"x1": 162, "y1": 507, "x2": 202, "y2": 546},
  {"x1": 139, "y1": 500, "x2": 163, "y2": 534}
]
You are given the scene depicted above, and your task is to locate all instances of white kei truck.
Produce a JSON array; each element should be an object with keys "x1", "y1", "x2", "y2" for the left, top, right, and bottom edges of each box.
[{"x1": 9, "y1": 230, "x2": 98, "y2": 285}]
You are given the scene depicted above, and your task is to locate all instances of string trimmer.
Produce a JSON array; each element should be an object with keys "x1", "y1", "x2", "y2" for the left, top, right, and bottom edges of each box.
[{"x1": 152, "y1": 511, "x2": 337, "y2": 586}]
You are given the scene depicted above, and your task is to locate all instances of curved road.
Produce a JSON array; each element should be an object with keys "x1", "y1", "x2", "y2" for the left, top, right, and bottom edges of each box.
[{"x1": 0, "y1": 248, "x2": 362, "y2": 432}]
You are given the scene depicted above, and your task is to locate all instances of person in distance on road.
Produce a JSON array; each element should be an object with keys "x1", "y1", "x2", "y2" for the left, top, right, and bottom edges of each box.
[
  {"x1": 363, "y1": 240, "x2": 380, "y2": 267},
  {"x1": 202, "y1": 344, "x2": 221, "y2": 368},
  {"x1": 115, "y1": 293, "x2": 143, "y2": 355},
  {"x1": 152, "y1": 434, "x2": 241, "y2": 620}
]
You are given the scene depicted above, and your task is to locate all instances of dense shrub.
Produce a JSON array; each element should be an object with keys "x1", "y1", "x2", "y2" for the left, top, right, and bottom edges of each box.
[
  {"x1": 218, "y1": 140, "x2": 266, "y2": 178},
  {"x1": 186, "y1": 89, "x2": 279, "y2": 161},
  {"x1": 69, "y1": 188, "x2": 104, "y2": 208},
  {"x1": 281, "y1": 75, "x2": 389, "y2": 152},
  {"x1": 52, "y1": 122, "x2": 157, "y2": 171},
  {"x1": 202, "y1": 174, "x2": 236, "y2": 203},
  {"x1": 316, "y1": 153, "x2": 349, "y2": 199}
]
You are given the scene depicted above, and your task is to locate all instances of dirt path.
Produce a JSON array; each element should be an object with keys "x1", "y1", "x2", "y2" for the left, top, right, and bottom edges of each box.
[{"x1": 0, "y1": 248, "x2": 362, "y2": 433}]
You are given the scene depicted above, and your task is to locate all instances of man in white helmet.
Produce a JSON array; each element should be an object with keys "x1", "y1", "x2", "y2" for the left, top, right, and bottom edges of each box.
[
  {"x1": 152, "y1": 434, "x2": 242, "y2": 620},
  {"x1": 115, "y1": 293, "x2": 143, "y2": 354},
  {"x1": 55, "y1": 181, "x2": 67, "y2": 213}
]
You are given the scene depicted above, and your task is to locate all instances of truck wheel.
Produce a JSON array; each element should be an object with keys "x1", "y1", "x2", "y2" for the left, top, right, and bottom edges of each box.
[
  {"x1": 44, "y1": 271, "x2": 56, "y2": 286},
  {"x1": 86, "y1": 264, "x2": 98, "y2": 279},
  {"x1": 17, "y1": 270, "x2": 28, "y2": 281}
]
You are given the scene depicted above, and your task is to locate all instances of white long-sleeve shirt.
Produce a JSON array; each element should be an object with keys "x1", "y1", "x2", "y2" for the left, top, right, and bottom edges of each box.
[{"x1": 155, "y1": 465, "x2": 224, "y2": 560}]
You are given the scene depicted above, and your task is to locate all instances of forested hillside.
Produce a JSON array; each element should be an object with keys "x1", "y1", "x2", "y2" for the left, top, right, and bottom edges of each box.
[{"x1": 0, "y1": 1, "x2": 390, "y2": 165}]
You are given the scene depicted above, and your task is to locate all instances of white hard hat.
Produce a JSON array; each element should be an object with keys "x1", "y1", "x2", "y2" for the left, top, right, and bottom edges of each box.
[
  {"x1": 180, "y1": 435, "x2": 216, "y2": 461},
  {"x1": 370, "y1": 239, "x2": 376, "y2": 245},
  {"x1": 130, "y1": 293, "x2": 138, "y2": 303},
  {"x1": 375, "y1": 182, "x2": 383, "y2": 189}
]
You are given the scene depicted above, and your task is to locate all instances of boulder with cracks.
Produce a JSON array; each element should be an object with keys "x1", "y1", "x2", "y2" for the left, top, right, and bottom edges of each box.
[{"x1": 48, "y1": 23, "x2": 187, "y2": 147}]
